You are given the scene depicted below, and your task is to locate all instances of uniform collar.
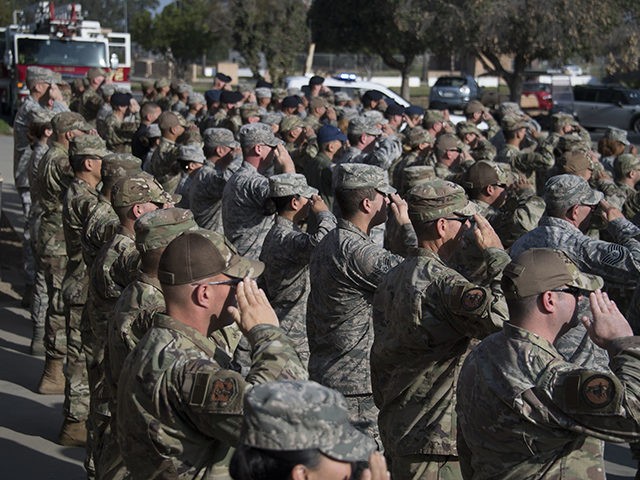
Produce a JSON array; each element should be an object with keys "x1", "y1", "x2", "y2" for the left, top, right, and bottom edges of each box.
[
  {"x1": 154, "y1": 313, "x2": 216, "y2": 357},
  {"x1": 503, "y1": 323, "x2": 561, "y2": 358}
]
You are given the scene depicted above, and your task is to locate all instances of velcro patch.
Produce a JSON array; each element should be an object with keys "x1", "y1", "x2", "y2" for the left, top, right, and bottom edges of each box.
[
  {"x1": 601, "y1": 244, "x2": 624, "y2": 266},
  {"x1": 461, "y1": 288, "x2": 486, "y2": 311},
  {"x1": 211, "y1": 378, "x2": 236, "y2": 404},
  {"x1": 581, "y1": 375, "x2": 615, "y2": 408}
]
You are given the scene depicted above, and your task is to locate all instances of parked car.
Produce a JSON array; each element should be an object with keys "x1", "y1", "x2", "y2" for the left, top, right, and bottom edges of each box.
[
  {"x1": 572, "y1": 84, "x2": 640, "y2": 132},
  {"x1": 428, "y1": 75, "x2": 482, "y2": 111},
  {"x1": 521, "y1": 82, "x2": 553, "y2": 112},
  {"x1": 285, "y1": 75, "x2": 410, "y2": 107}
]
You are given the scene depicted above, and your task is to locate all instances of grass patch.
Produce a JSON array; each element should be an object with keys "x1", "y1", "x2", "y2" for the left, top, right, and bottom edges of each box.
[{"x1": 0, "y1": 119, "x2": 13, "y2": 136}]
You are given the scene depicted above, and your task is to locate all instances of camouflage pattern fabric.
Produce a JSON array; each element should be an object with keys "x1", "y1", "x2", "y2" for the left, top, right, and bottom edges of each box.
[
  {"x1": 457, "y1": 325, "x2": 640, "y2": 479},
  {"x1": 221, "y1": 162, "x2": 274, "y2": 259},
  {"x1": 81, "y1": 195, "x2": 119, "y2": 269},
  {"x1": 148, "y1": 138, "x2": 181, "y2": 193},
  {"x1": 371, "y1": 247, "x2": 509, "y2": 472},
  {"x1": 80, "y1": 88, "x2": 105, "y2": 125},
  {"x1": 116, "y1": 314, "x2": 307, "y2": 479},
  {"x1": 259, "y1": 212, "x2": 337, "y2": 366},
  {"x1": 103, "y1": 112, "x2": 140, "y2": 153}
]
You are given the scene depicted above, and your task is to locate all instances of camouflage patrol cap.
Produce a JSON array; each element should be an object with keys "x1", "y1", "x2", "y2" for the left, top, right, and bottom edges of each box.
[
  {"x1": 134, "y1": 208, "x2": 198, "y2": 253},
  {"x1": 552, "y1": 112, "x2": 578, "y2": 129},
  {"x1": 604, "y1": 126, "x2": 630, "y2": 146},
  {"x1": 464, "y1": 161, "x2": 509, "y2": 189},
  {"x1": 240, "y1": 380, "x2": 376, "y2": 463},
  {"x1": 362, "y1": 109, "x2": 388, "y2": 125},
  {"x1": 69, "y1": 135, "x2": 110, "y2": 158},
  {"x1": 155, "y1": 77, "x2": 170, "y2": 89},
  {"x1": 158, "y1": 232, "x2": 263, "y2": 285},
  {"x1": 188, "y1": 92, "x2": 206, "y2": 106},
  {"x1": 456, "y1": 121, "x2": 481, "y2": 137},
  {"x1": 51, "y1": 111, "x2": 93, "y2": 135},
  {"x1": 101, "y1": 153, "x2": 142, "y2": 183},
  {"x1": 503, "y1": 248, "x2": 603, "y2": 299},
  {"x1": 240, "y1": 102, "x2": 261, "y2": 121},
  {"x1": 614, "y1": 153, "x2": 640, "y2": 178},
  {"x1": 544, "y1": 174, "x2": 603, "y2": 214},
  {"x1": 310, "y1": 96, "x2": 328, "y2": 110},
  {"x1": 555, "y1": 133, "x2": 590, "y2": 155},
  {"x1": 407, "y1": 127, "x2": 435, "y2": 148},
  {"x1": 559, "y1": 150, "x2": 593, "y2": 174},
  {"x1": 178, "y1": 144, "x2": 206, "y2": 164},
  {"x1": 279, "y1": 115, "x2": 304, "y2": 133},
  {"x1": 348, "y1": 117, "x2": 382, "y2": 136},
  {"x1": 406, "y1": 178, "x2": 479, "y2": 222},
  {"x1": 26, "y1": 66, "x2": 57, "y2": 88},
  {"x1": 501, "y1": 114, "x2": 528, "y2": 132},
  {"x1": 30, "y1": 108, "x2": 55, "y2": 126},
  {"x1": 111, "y1": 172, "x2": 172, "y2": 208},
  {"x1": 334, "y1": 91, "x2": 351, "y2": 103},
  {"x1": 334, "y1": 164, "x2": 395, "y2": 194},
  {"x1": 203, "y1": 128, "x2": 240, "y2": 149},
  {"x1": 101, "y1": 83, "x2": 117, "y2": 98},
  {"x1": 435, "y1": 133, "x2": 461, "y2": 153},
  {"x1": 269, "y1": 173, "x2": 318, "y2": 198},
  {"x1": 255, "y1": 87, "x2": 272, "y2": 99},
  {"x1": 141, "y1": 78, "x2": 155, "y2": 90},
  {"x1": 497, "y1": 102, "x2": 524, "y2": 117},
  {"x1": 175, "y1": 82, "x2": 191, "y2": 94},
  {"x1": 463, "y1": 99, "x2": 486, "y2": 115},
  {"x1": 422, "y1": 109, "x2": 445, "y2": 128},
  {"x1": 87, "y1": 67, "x2": 107, "y2": 81},
  {"x1": 158, "y1": 111, "x2": 188, "y2": 130},
  {"x1": 402, "y1": 166, "x2": 436, "y2": 191},
  {"x1": 260, "y1": 112, "x2": 282, "y2": 126},
  {"x1": 238, "y1": 122, "x2": 282, "y2": 148}
]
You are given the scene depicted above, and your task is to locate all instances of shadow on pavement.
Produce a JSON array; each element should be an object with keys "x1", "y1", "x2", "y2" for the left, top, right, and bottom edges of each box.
[
  {"x1": 0, "y1": 391, "x2": 63, "y2": 441},
  {"x1": 0, "y1": 437, "x2": 85, "y2": 479},
  {"x1": 0, "y1": 338, "x2": 44, "y2": 390}
]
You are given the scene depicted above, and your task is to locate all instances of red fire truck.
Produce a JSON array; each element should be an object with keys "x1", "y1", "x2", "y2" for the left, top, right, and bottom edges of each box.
[{"x1": 0, "y1": 2, "x2": 131, "y2": 114}]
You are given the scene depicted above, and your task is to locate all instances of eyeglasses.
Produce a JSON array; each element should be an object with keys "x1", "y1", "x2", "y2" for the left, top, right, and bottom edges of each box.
[
  {"x1": 550, "y1": 286, "x2": 584, "y2": 297},
  {"x1": 581, "y1": 204, "x2": 597, "y2": 211},
  {"x1": 443, "y1": 216, "x2": 473, "y2": 224},
  {"x1": 492, "y1": 183, "x2": 508, "y2": 189},
  {"x1": 192, "y1": 278, "x2": 242, "y2": 287}
]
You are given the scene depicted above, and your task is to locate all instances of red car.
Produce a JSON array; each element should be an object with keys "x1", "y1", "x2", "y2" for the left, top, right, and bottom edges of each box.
[{"x1": 521, "y1": 82, "x2": 553, "y2": 111}]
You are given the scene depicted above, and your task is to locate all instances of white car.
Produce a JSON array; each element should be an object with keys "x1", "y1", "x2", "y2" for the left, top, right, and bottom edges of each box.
[{"x1": 285, "y1": 75, "x2": 410, "y2": 107}]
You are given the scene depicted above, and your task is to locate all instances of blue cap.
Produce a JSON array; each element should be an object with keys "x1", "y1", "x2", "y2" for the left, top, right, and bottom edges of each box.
[
  {"x1": 405, "y1": 105, "x2": 425, "y2": 117},
  {"x1": 317, "y1": 125, "x2": 347, "y2": 144},
  {"x1": 385, "y1": 102, "x2": 405, "y2": 116},
  {"x1": 281, "y1": 95, "x2": 302, "y2": 109},
  {"x1": 205, "y1": 89, "x2": 221, "y2": 105}
]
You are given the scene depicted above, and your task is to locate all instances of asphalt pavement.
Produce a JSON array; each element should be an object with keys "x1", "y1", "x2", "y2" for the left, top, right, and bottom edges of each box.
[{"x1": 0, "y1": 132, "x2": 637, "y2": 478}]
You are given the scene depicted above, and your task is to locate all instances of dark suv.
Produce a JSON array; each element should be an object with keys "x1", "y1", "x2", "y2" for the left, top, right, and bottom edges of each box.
[
  {"x1": 572, "y1": 85, "x2": 640, "y2": 132},
  {"x1": 429, "y1": 75, "x2": 482, "y2": 111}
]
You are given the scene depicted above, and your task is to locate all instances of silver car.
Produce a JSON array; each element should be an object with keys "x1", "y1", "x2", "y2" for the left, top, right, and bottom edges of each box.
[{"x1": 573, "y1": 85, "x2": 640, "y2": 132}]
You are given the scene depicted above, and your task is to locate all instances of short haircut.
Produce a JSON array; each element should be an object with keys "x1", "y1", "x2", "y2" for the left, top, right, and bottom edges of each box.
[
  {"x1": 141, "y1": 102, "x2": 160, "y2": 119},
  {"x1": 229, "y1": 444, "x2": 322, "y2": 480},
  {"x1": 335, "y1": 187, "x2": 377, "y2": 218},
  {"x1": 69, "y1": 154, "x2": 93, "y2": 173}
]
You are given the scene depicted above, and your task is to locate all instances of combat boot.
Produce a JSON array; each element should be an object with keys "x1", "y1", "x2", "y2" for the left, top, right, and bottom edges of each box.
[
  {"x1": 30, "y1": 326, "x2": 45, "y2": 356},
  {"x1": 37, "y1": 356, "x2": 65, "y2": 394},
  {"x1": 58, "y1": 419, "x2": 87, "y2": 447}
]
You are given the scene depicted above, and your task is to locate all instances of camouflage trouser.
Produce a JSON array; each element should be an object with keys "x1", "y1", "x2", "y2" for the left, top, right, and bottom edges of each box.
[
  {"x1": 18, "y1": 188, "x2": 35, "y2": 285},
  {"x1": 344, "y1": 394, "x2": 381, "y2": 450},
  {"x1": 391, "y1": 454, "x2": 462, "y2": 480},
  {"x1": 43, "y1": 256, "x2": 68, "y2": 359},
  {"x1": 64, "y1": 304, "x2": 90, "y2": 422},
  {"x1": 31, "y1": 261, "x2": 49, "y2": 329}
]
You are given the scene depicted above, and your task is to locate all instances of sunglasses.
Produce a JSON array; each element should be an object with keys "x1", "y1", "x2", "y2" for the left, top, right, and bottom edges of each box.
[
  {"x1": 443, "y1": 215, "x2": 473, "y2": 224},
  {"x1": 550, "y1": 286, "x2": 585, "y2": 297},
  {"x1": 192, "y1": 278, "x2": 242, "y2": 287}
]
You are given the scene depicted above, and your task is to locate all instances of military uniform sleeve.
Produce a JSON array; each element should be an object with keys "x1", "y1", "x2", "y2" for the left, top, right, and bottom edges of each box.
[
  {"x1": 277, "y1": 212, "x2": 337, "y2": 264},
  {"x1": 365, "y1": 135, "x2": 402, "y2": 170},
  {"x1": 430, "y1": 253, "x2": 509, "y2": 338},
  {"x1": 531, "y1": 337, "x2": 640, "y2": 443},
  {"x1": 350, "y1": 242, "x2": 405, "y2": 291}
]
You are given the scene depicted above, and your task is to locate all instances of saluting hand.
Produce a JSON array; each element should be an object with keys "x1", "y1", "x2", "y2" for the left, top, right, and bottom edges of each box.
[
  {"x1": 583, "y1": 290, "x2": 632, "y2": 351},
  {"x1": 389, "y1": 193, "x2": 410, "y2": 225},
  {"x1": 227, "y1": 277, "x2": 279, "y2": 335},
  {"x1": 473, "y1": 214, "x2": 503, "y2": 250}
]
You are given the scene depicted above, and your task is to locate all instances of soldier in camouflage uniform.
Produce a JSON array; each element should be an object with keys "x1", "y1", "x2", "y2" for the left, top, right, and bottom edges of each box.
[
  {"x1": 95, "y1": 84, "x2": 115, "y2": 139},
  {"x1": 60, "y1": 135, "x2": 110, "y2": 449},
  {"x1": 79, "y1": 67, "x2": 107, "y2": 126},
  {"x1": 337, "y1": 116, "x2": 402, "y2": 171},
  {"x1": 432, "y1": 133, "x2": 473, "y2": 183},
  {"x1": 189, "y1": 128, "x2": 242, "y2": 231},
  {"x1": 456, "y1": 121, "x2": 496, "y2": 162},
  {"x1": 457, "y1": 248, "x2": 640, "y2": 480},
  {"x1": 371, "y1": 179, "x2": 509, "y2": 479},
  {"x1": 613, "y1": 154, "x2": 640, "y2": 220},
  {"x1": 175, "y1": 144, "x2": 206, "y2": 209},
  {"x1": 207, "y1": 90, "x2": 244, "y2": 134},
  {"x1": 463, "y1": 99, "x2": 500, "y2": 139},
  {"x1": 259, "y1": 174, "x2": 337, "y2": 366},
  {"x1": 98, "y1": 209, "x2": 197, "y2": 480},
  {"x1": 147, "y1": 111, "x2": 188, "y2": 193},
  {"x1": 103, "y1": 92, "x2": 141, "y2": 153},
  {"x1": 307, "y1": 164, "x2": 416, "y2": 445},
  {"x1": 280, "y1": 115, "x2": 318, "y2": 174},
  {"x1": 390, "y1": 127, "x2": 435, "y2": 190},
  {"x1": 153, "y1": 77, "x2": 172, "y2": 111},
  {"x1": 36, "y1": 112, "x2": 93, "y2": 396},
  {"x1": 222, "y1": 123, "x2": 296, "y2": 258},
  {"x1": 230, "y1": 381, "x2": 384, "y2": 479},
  {"x1": 304, "y1": 124, "x2": 347, "y2": 211},
  {"x1": 496, "y1": 115, "x2": 553, "y2": 193},
  {"x1": 14, "y1": 67, "x2": 68, "y2": 307},
  {"x1": 27, "y1": 109, "x2": 55, "y2": 355},
  {"x1": 116, "y1": 232, "x2": 307, "y2": 478}
]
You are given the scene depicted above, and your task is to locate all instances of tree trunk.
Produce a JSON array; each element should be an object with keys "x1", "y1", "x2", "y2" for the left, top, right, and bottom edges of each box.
[{"x1": 400, "y1": 66, "x2": 411, "y2": 101}]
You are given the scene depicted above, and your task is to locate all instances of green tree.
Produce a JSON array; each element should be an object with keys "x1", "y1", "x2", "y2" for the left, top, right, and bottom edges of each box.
[
  {"x1": 230, "y1": 0, "x2": 309, "y2": 86},
  {"x1": 442, "y1": 0, "x2": 632, "y2": 101},
  {"x1": 308, "y1": 0, "x2": 437, "y2": 99}
]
